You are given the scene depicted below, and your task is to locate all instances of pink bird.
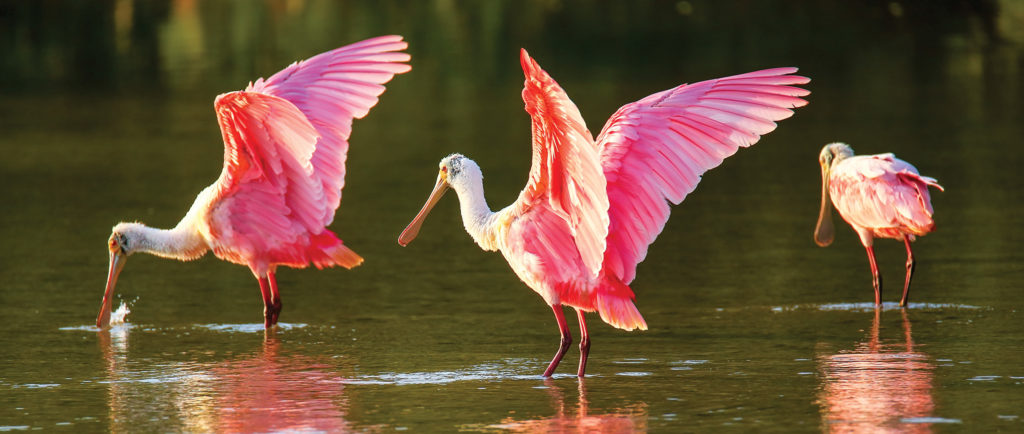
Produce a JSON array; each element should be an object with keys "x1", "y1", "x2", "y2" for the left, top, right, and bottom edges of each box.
[
  {"x1": 98, "y1": 36, "x2": 411, "y2": 329},
  {"x1": 398, "y1": 49, "x2": 809, "y2": 377},
  {"x1": 814, "y1": 142, "x2": 944, "y2": 307}
]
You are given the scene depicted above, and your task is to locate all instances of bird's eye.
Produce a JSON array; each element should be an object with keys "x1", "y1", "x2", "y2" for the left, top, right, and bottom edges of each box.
[{"x1": 441, "y1": 166, "x2": 448, "y2": 173}]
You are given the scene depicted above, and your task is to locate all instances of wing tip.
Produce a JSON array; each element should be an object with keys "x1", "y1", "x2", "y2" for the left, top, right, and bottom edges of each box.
[
  {"x1": 520, "y1": 48, "x2": 534, "y2": 76},
  {"x1": 214, "y1": 90, "x2": 256, "y2": 111}
]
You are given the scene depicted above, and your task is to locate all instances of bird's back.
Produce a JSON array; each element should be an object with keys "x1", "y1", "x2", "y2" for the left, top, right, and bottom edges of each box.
[{"x1": 829, "y1": 154, "x2": 941, "y2": 239}]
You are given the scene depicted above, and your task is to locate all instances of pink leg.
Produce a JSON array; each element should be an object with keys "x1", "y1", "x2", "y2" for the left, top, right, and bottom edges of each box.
[
  {"x1": 267, "y1": 272, "x2": 283, "y2": 326},
  {"x1": 542, "y1": 304, "x2": 572, "y2": 377},
  {"x1": 865, "y1": 245, "x2": 882, "y2": 306},
  {"x1": 576, "y1": 309, "x2": 591, "y2": 378},
  {"x1": 258, "y1": 276, "x2": 274, "y2": 328},
  {"x1": 900, "y1": 235, "x2": 915, "y2": 307}
]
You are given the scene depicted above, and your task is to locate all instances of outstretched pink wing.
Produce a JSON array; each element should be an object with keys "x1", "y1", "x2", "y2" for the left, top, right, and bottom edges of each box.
[
  {"x1": 247, "y1": 35, "x2": 411, "y2": 227},
  {"x1": 598, "y1": 68, "x2": 810, "y2": 283},
  {"x1": 511, "y1": 49, "x2": 609, "y2": 280}
]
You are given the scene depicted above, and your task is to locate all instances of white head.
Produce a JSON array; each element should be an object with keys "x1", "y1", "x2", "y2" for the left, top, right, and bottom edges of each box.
[
  {"x1": 98, "y1": 222, "x2": 147, "y2": 328},
  {"x1": 814, "y1": 142, "x2": 855, "y2": 247},
  {"x1": 108, "y1": 222, "x2": 148, "y2": 256},
  {"x1": 397, "y1": 153, "x2": 482, "y2": 246},
  {"x1": 438, "y1": 153, "x2": 483, "y2": 194},
  {"x1": 819, "y1": 142, "x2": 854, "y2": 170}
]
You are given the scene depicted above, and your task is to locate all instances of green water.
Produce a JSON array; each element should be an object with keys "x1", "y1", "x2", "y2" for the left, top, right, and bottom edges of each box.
[{"x1": 2, "y1": 1, "x2": 1022, "y2": 431}]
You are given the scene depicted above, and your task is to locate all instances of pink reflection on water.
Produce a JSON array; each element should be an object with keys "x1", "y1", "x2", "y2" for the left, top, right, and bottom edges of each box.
[
  {"x1": 817, "y1": 309, "x2": 935, "y2": 433},
  {"x1": 489, "y1": 378, "x2": 648, "y2": 432},
  {"x1": 100, "y1": 328, "x2": 354, "y2": 432},
  {"x1": 207, "y1": 333, "x2": 351, "y2": 432}
]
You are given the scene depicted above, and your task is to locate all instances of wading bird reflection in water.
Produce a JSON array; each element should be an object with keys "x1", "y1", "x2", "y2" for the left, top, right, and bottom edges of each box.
[
  {"x1": 100, "y1": 329, "x2": 352, "y2": 432},
  {"x1": 814, "y1": 143, "x2": 943, "y2": 306},
  {"x1": 399, "y1": 49, "x2": 809, "y2": 376},
  {"x1": 98, "y1": 36, "x2": 411, "y2": 328},
  {"x1": 488, "y1": 379, "x2": 648, "y2": 431},
  {"x1": 817, "y1": 309, "x2": 936, "y2": 432}
]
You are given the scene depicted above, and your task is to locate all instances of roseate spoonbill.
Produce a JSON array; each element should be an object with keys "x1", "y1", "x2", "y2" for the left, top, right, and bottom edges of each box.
[
  {"x1": 814, "y1": 142, "x2": 943, "y2": 307},
  {"x1": 398, "y1": 49, "x2": 809, "y2": 377},
  {"x1": 98, "y1": 36, "x2": 411, "y2": 329}
]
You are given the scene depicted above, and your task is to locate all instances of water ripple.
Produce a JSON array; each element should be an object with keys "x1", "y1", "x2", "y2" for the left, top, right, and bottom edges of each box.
[
  {"x1": 11, "y1": 383, "x2": 60, "y2": 389},
  {"x1": 59, "y1": 323, "x2": 137, "y2": 333},
  {"x1": 349, "y1": 359, "x2": 553, "y2": 385},
  {"x1": 771, "y1": 302, "x2": 984, "y2": 313},
  {"x1": 195, "y1": 323, "x2": 307, "y2": 333},
  {"x1": 901, "y1": 417, "x2": 962, "y2": 424}
]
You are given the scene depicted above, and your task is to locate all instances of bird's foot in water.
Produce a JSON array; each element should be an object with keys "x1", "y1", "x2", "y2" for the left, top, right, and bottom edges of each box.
[{"x1": 263, "y1": 301, "x2": 282, "y2": 328}]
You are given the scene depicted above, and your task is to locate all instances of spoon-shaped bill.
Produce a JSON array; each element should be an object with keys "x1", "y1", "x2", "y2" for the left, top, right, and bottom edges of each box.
[
  {"x1": 814, "y1": 162, "x2": 835, "y2": 247},
  {"x1": 398, "y1": 174, "x2": 451, "y2": 246},
  {"x1": 97, "y1": 251, "x2": 127, "y2": 329}
]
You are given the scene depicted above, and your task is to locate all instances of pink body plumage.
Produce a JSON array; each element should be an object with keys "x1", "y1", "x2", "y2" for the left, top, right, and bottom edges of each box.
[{"x1": 828, "y1": 153, "x2": 942, "y2": 243}]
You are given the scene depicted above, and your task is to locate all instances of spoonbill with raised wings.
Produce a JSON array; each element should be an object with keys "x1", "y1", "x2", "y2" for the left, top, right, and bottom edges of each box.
[{"x1": 398, "y1": 49, "x2": 809, "y2": 377}]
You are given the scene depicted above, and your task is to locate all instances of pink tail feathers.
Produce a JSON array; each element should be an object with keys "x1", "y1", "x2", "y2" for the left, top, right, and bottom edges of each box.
[
  {"x1": 918, "y1": 174, "x2": 944, "y2": 192},
  {"x1": 309, "y1": 231, "x2": 364, "y2": 270},
  {"x1": 596, "y1": 275, "x2": 648, "y2": 331},
  {"x1": 897, "y1": 172, "x2": 943, "y2": 236}
]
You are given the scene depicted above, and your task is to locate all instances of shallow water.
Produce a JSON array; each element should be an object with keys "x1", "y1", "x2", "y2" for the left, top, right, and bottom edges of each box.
[{"x1": 2, "y1": 1, "x2": 1023, "y2": 432}]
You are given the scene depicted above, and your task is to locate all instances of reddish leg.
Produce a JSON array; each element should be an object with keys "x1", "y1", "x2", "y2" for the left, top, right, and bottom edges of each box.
[
  {"x1": 258, "y1": 276, "x2": 274, "y2": 328},
  {"x1": 267, "y1": 272, "x2": 283, "y2": 325},
  {"x1": 543, "y1": 304, "x2": 572, "y2": 377},
  {"x1": 865, "y1": 245, "x2": 883, "y2": 306},
  {"x1": 900, "y1": 235, "x2": 916, "y2": 307},
  {"x1": 576, "y1": 309, "x2": 591, "y2": 378}
]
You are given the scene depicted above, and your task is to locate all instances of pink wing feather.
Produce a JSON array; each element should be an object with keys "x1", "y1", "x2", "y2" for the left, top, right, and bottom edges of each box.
[
  {"x1": 598, "y1": 68, "x2": 810, "y2": 283},
  {"x1": 247, "y1": 35, "x2": 412, "y2": 227},
  {"x1": 211, "y1": 92, "x2": 323, "y2": 262},
  {"x1": 512, "y1": 49, "x2": 609, "y2": 280},
  {"x1": 208, "y1": 36, "x2": 409, "y2": 269}
]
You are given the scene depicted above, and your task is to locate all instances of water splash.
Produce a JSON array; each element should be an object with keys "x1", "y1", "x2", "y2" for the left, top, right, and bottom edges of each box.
[
  {"x1": 59, "y1": 300, "x2": 135, "y2": 331},
  {"x1": 109, "y1": 302, "x2": 131, "y2": 326}
]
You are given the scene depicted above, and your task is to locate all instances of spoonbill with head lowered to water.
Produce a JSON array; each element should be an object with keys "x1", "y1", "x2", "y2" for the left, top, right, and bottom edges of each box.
[{"x1": 98, "y1": 35, "x2": 411, "y2": 329}]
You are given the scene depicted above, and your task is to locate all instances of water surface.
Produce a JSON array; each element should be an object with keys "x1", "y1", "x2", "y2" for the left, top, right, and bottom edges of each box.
[{"x1": 2, "y1": 1, "x2": 1023, "y2": 431}]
